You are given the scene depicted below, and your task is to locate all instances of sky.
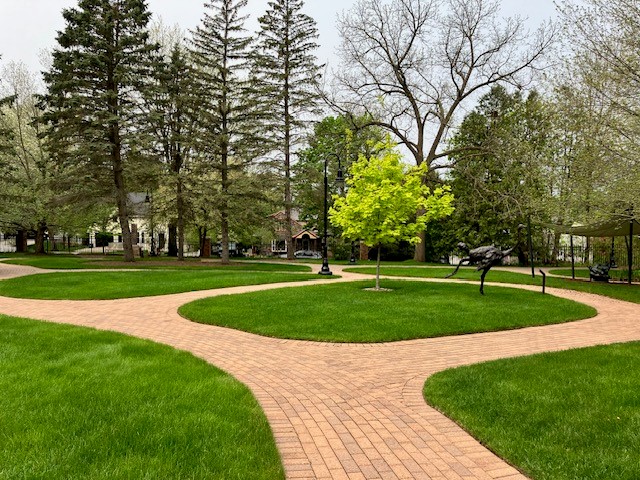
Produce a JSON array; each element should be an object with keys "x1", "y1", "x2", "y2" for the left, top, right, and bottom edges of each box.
[{"x1": 0, "y1": 0, "x2": 558, "y2": 77}]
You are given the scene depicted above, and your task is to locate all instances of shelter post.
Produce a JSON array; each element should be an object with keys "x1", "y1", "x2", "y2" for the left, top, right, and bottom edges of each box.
[
  {"x1": 528, "y1": 216, "x2": 535, "y2": 278},
  {"x1": 570, "y1": 235, "x2": 575, "y2": 280},
  {"x1": 629, "y1": 220, "x2": 634, "y2": 285}
]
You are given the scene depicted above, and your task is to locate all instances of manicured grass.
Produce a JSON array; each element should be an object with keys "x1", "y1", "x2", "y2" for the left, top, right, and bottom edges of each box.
[
  {"x1": 0, "y1": 270, "x2": 322, "y2": 300},
  {"x1": 548, "y1": 268, "x2": 590, "y2": 278},
  {"x1": 3, "y1": 254, "x2": 312, "y2": 272},
  {"x1": 347, "y1": 266, "x2": 640, "y2": 303},
  {"x1": 550, "y1": 268, "x2": 640, "y2": 282},
  {"x1": 348, "y1": 266, "x2": 534, "y2": 283},
  {"x1": 424, "y1": 342, "x2": 640, "y2": 480},
  {"x1": 300, "y1": 258, "x2": 444, "y2": 266},
  {"x1": 179, "y1": 280, "x2": 595, "y2": 343},
  {"x1": 0, "y1": 315, "x2": 284, "y2": 480},
  {"x1": 2, "y1": 254, "x2": 98, "y2": 269}
]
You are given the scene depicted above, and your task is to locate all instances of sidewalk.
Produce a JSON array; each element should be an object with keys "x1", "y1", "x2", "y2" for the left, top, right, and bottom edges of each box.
[{"x1": 1, "y1": 261, "x2": 639, "y2": 479}]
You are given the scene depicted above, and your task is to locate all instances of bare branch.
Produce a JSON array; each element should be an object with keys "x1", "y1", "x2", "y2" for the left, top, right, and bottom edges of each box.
[{"x1": 330, "y1": 0, "x2": 557, "y2": 170}]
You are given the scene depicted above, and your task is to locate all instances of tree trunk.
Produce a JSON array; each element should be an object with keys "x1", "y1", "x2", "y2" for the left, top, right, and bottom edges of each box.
[
  {"x1": 198, "y1": 227, "x2": 207, "y2": 258},
  {"x1": 517, "y1": 246, "x2": 527, "y2": 266},
  {"x1": 110, "y1": 133, "x2": 133, "y2": 261},
  {"x1": 414, "y1": 231, "x2": 426, "y2": 262},
  {"x1": 16, "y1": 230, "x2": 27, "y2": 253},
  {"x1": 34, "y1": 222, "x2": 47, "y2": 254},
  {"x1": 107, "y1": 50, "x2": 134, "y2": 262},
  {"x1": 221, "y1": 210, "x2": 230, "y2": 264},
  {"x1": 284, "y1": 64, "x2": 294, "y2": 261},
  {"x1": 177, "y1": 179, "x2": 185, "y2": 261},
  {"x1": 50, "y1": 227, "x2": 57, "y2": 251},
  {"x1": 220, "y1": 148, "x2": 230, "y2": 265},
  {"x1": 177, "y1": 219, "x2": 185, "y2": 262},
  {"x1": 376, "y1": 243, "x2": 381, "y2": 290},
  {"x1": 114, "y1": 177, "x2": 134, "y2": 262},
  {"x1": 551, "y1": 229, "x2": 561, "y2": 266},
  {"x1": 168, "y1": 223, "x2": 178, "y2": 257}
]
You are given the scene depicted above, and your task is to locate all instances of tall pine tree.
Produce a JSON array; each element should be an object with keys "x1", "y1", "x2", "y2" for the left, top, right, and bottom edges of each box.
[
  {"x1": 145, "y1": 40, "x2": 199, "y2": 261},
  {"x1": 190, "y1": 0, "x2": 263, "y2": 263},
  {"x1": 253, "y1": 0, "x2": 322, "y2": 260},
  {"x1": 41, "y1": 0, "x2": 158, "y2": 262}
]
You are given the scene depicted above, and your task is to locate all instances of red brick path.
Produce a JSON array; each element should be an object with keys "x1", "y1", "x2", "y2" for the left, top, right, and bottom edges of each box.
[{"x1": 1, "y1": 261, "x2": 639, "y2": 479}]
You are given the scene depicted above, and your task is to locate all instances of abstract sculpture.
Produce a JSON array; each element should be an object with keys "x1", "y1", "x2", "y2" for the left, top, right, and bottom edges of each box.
[{"x1": 446, "y1": 225, "x2": 525, "y2": 294}]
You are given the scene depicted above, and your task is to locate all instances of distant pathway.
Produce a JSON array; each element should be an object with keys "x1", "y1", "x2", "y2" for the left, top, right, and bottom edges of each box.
[{"x1": 1, "y1": 261, "x2": 639, "y2": 479}]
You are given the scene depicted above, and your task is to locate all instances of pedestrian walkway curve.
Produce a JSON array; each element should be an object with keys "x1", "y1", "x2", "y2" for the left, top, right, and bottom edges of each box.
[{"x1": 1, "y1": 261, "x2": 639, "y2": 479}]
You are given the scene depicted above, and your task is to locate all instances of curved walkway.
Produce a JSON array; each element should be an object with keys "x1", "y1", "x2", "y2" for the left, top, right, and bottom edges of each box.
[{"x1": 1, "y1": 262, "x2": 640, "y2": 479}]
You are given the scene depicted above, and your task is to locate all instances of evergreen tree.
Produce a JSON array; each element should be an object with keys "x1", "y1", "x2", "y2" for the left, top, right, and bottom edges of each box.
[
  {"x1": 447, "y1": 86, "x2": 551, "y2": 262},
  {"x1": 190, "y1": 0, "x2": 263, "y2": 263},
  {"x1": 146, "y1": 41, "x2": 199, "y2": 260},
  {"x1": 41, "y1": 0, "x2": 159, "y2": 262},
  {"x1": 253, "y1": 0, "x2": 323, "y2": 260}
]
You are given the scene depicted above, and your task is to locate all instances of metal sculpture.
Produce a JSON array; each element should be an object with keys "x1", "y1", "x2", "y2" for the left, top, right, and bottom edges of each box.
[
  {"x1": 446, "y1": 226, "x2": 525, "y2": 294},
  {"x1": 588, "y1": 263, "x2": 611, "y2": 282}
]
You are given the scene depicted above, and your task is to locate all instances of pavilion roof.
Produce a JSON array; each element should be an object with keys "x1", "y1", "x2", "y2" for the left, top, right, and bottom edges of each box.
[{"x1": 554, "y1": 217, "x2": 640, "y2": 237}]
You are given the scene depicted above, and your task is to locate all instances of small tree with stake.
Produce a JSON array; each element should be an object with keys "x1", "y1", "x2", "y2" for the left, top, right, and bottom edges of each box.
[{"x1": 330, "y1": 142, "x2": 454, "y2": 290}]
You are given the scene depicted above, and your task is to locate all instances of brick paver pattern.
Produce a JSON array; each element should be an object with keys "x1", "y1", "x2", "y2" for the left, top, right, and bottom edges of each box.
[{"x1": 1, "y1": 261, "x2": 639, "y2": 479}]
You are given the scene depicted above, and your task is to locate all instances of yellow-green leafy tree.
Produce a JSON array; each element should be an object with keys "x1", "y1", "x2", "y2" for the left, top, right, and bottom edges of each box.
[{"x1": 330, "y1": 143, "x2": 454, "y2": 290}]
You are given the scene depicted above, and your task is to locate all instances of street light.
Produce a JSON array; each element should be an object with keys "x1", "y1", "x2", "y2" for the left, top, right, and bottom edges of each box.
[
  {"x1": 319, "y1": 153, "x2": 342, "y2": 275},
  {"x1": 332, "y1": 156, "x2": 357, "y2": 264}
]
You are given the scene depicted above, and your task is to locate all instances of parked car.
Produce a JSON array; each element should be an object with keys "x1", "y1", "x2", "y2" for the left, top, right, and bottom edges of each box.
[{"x1": 294, "y1": 250, "x2": 322, "y2": 259}]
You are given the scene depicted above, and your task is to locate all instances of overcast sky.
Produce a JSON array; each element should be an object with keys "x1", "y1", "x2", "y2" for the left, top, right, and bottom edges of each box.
[{"x1": 1, "y1": 0, "x2": 557, "y2": 76}]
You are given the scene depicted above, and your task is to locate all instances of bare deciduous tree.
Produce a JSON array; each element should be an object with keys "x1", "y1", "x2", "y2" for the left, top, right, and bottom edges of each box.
[
  {"x1": 332, "y1": 0, "x2": 556, "y2": 260},
  {"x1": 558, "y1": 0, "x2": 640, "y2": 217}
]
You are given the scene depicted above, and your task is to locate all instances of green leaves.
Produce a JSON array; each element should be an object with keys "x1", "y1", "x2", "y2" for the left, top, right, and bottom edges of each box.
[
  {"x1": 40, "y1": 0, "x2": 161, "y2": 261},
  {"x1": 447, "y1": 86, "x2": 552, "y2": 249},
  {"x1": 330, "y1": 141, "x2": 454, "y2": 248}
]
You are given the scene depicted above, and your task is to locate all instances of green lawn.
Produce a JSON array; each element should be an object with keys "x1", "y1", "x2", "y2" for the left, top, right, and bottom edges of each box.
[
  {"x1": 0, "y1": 270, "x2": 322, "y2": 300},
  {"x1": 424, "y1": 343, "x2": 640, "y2": 480},
  {"x1": 346, "y1": 266, "x2": 640, "y2": 303},
  {"x1": 179, "y1": 280, "x2": 595, "y2": 343},
  {"x1": 0, "y1": 315, "x2": 284, "y2": 480},
  {"x1": 2, "y1": 254, "x2": 311, "y2": 272},
  {"x1": 349, "y1": 266, "x2": 534, "y2": 283},
  {"x1": 296, "y1": 258, "x2": 444, "y2": 266},
  {"x1": 548, "y1": 268, "x2": 590, "y2": 278}
]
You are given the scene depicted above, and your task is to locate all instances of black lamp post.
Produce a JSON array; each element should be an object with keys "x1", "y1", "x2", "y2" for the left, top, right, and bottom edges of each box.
[
  {"x1": 334, "y1": 158, "x2": 357, "y2": 264},
  {"x1": 319, "y1": 153, "x2": 342, "y2": 275},
  {"x1": 332, "y1": 155, "x2": 358, "y2": 265}
]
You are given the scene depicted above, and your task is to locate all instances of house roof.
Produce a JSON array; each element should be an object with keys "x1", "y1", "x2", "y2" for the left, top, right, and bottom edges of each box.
[{"x1": 293, "y1": 229, "x2": 319, "y2": 240}]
